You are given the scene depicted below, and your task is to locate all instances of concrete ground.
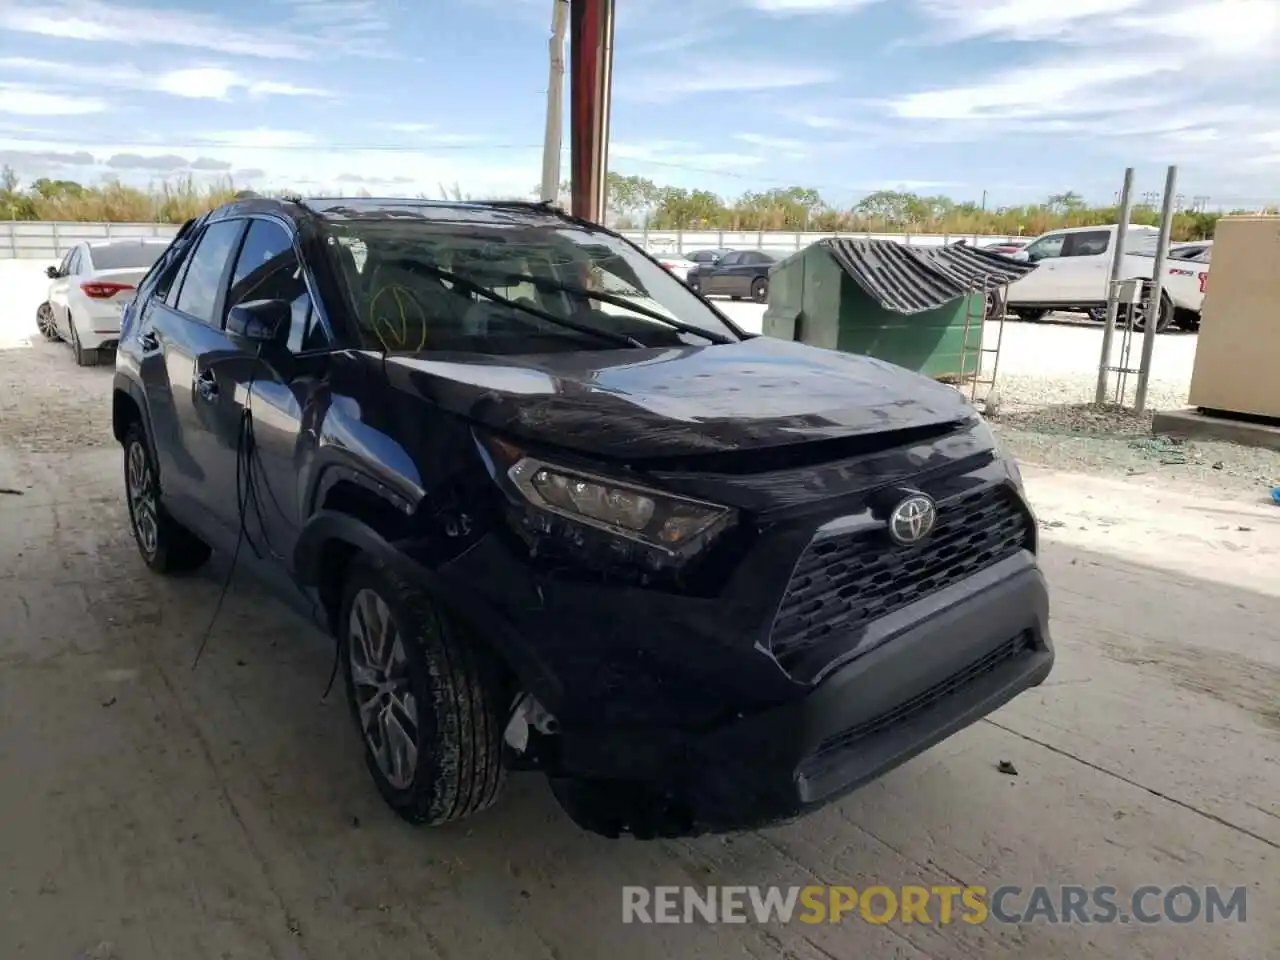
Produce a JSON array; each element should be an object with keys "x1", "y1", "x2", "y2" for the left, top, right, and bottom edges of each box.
[{"x1": 1, "y1": 264, "x2": 1277, "y2": 959}]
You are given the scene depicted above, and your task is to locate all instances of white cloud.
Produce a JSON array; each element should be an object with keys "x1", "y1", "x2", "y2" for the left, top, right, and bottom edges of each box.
[
  {"x1": 0, "y1": 0, "x2": 399, "y2": 59},
  {"x1": 887, "y1": 57, "x2": 1178, "y2": 121},
  {"x1": 625, "y1": 63, "x2": 839, "y2": 103},
  {"x1": 0, "y1": 84, "x2": 105, "y2": 115},
  {"x1": 734, "y1": 133, "x2": 811, "y2": 151},
  {"x1": 197, "y1": 129, "x2": 319, "y2": 149},
  {"x1": 913, "y1": 0, "x2": 1149, "y2": 42},
  {"x1": 872, "y1": 0, "x2": 1280, "y2": 181},
  {"x1": 0, "y1": 0, "x2": 307, "y2": 58},
  {"x1": 0, "y1": 132, "x2": 546, "y2": 197},
  {"x1": 0, "y1": 57, "x2": 331, "y2": 100},
  {"x1": 749, "y1": 0, "x2": 881, "y2": 11}
]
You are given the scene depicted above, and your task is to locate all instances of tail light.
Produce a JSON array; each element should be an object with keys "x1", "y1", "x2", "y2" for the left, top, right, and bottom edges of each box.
[{"x1": 81, "y1": 281, "x2": 135, "y2": 299}]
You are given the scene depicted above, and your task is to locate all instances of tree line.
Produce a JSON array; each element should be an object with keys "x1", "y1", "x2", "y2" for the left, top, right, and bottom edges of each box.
[{"x1": 2, "y1": 163, "x2": 1262, "y2": 241}]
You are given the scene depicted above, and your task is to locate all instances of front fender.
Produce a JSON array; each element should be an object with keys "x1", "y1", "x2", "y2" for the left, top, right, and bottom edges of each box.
[
  {"x1": 293, "y1": 509, "x2": 422, "y2": 587},
  {"x1": 294, "y1": 509, "x2": 560, "y2": 707}
]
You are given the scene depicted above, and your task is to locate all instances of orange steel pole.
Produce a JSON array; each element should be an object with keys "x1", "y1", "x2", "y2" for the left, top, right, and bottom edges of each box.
[{"x1": 569, "y1": 0, "x2": 615, "y2": 222}]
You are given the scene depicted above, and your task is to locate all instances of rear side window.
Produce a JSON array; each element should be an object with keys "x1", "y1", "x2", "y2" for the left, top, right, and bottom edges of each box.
[
  {"x1": 1061, "y1": 231, "x2": 1110, "y2": 257},
  {"x1": 174, "y1": 220, "x2": 244, "y2": 324}
]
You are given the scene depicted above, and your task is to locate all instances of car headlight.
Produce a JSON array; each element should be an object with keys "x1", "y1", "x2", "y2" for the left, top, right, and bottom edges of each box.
[{"x1": 507, "y1": 456, "x2": 735, "y2": 561}]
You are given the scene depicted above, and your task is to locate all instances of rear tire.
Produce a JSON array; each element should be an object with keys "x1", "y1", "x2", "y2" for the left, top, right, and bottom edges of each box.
[
  {"x1": 751, "y1": 277, "x2": 769, "y2": 303},
  {"x1": 70, "y1": 315, "x2": 99, "y2": 367},
  {"x1": 339, "y1": 556, "x2": 507, "y2": 827},
  {"x1": 1133, "y1": 290, "x2": 1175, "y2": 333},
  {"x1": 122, "y1": 422, "x2": 211, "y2": 574},
  {"x1": 1013, "y1": 308, "x2": 1048, "y2": 323},
  {"x1": 687, "y1": 277, "x2": 701, "y2": 295},
  {"x1": 36, "y1": 302, "x2": 60, "y2": 341}
]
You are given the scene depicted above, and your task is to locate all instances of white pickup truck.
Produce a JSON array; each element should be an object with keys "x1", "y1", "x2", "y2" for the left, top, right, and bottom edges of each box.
[{"x1": 1002, "y1": 224, "x2": 1207, "y2": 332}]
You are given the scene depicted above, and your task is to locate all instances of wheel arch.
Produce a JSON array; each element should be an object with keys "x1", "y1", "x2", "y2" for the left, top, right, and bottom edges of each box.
[{"x1": 296, "y1": 480, "x2": 550, "y2": 708}]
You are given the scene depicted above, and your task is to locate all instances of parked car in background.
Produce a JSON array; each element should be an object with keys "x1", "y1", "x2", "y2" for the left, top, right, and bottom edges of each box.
[
  {"x1": 1154, "y1": 243, "x2": 1212, "y2": 326},
  {"x1": 1002, "y1": 224, "x2": 1196, "y2": 331},
  {"x1": 1168, "y1": 241, "x2": 1212, "y2": 261},
  {"x1": 686, "y1": 248, "x2": 733, "y2": 266},
  {"x1": 983, "y1": 239, "x2": 1029, "y2": 256},
  {"x1": 37, "y1": 239, "x2": 170, "y2": 365},
  {"x1": 654, "y1": 252, "x2": 695, "y2": 281},
  {"x1": 687, "y1": 249, "x2": 776, "y2": 302}
]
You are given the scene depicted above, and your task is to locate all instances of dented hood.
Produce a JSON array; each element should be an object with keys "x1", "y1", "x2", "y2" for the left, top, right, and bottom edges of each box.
[{"x1": 378, "y1": 337, "x2": 973, "y2": 461}]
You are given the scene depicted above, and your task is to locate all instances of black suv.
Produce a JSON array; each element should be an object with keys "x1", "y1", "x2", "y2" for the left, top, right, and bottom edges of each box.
[{"x1": 112, "y1": 196, "x2": 1052, "y2": 838}]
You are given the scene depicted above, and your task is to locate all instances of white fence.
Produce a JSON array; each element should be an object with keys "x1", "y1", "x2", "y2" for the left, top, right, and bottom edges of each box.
[
  {"x1": 1, "y1": 221, "x2": 181, "y2": 260},
  {"x1": 0, "y1": 220, "x2": 1021, "y2": 261}
]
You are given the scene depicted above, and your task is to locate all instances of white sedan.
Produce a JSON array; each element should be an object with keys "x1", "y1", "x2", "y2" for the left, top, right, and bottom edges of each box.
[
  {"x1": 36, "y1": 239, "x2": 169, "y2": 365},
  {"x1": 653, "y1": 252, "x2": 695, "y2": 281}
]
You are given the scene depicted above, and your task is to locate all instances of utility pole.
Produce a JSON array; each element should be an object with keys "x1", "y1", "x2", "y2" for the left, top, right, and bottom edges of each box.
[
  {"x1": 539, "y1": 0, "x2": 571, "y2": 204},
  {"x1": 980, "y1": 189, "x2": 987, "y2": 212}
]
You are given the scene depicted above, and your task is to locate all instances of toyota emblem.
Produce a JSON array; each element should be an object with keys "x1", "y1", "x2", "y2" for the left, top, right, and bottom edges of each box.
[{"x1": 887, "y1": 494, "x2": 937, "y2": 546}]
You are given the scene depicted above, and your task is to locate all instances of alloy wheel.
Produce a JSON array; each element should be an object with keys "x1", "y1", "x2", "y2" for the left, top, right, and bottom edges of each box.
[
  {"x1": 125, "y1": 440, "x2": 159, "y2": 558},
  {"x1": 348, "y1": 588, "x2": 419, "y2": 790},
  {"x1": 36, "y1": 304, "x2": 57, "y2": 340}
]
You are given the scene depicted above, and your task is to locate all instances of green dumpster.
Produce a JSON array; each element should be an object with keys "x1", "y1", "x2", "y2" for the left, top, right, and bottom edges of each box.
[{"x1": 762, "y1": 238, "x2": 1036, "y2": 380}]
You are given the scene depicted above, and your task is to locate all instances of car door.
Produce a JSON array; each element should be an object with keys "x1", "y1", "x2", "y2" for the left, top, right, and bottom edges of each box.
[
  {"x1": 211, "y1": 216, "x2": 331, "y2": 577},
  {"x1": 704, "y1": 251, "x2": 742, "y2": 294},
  {"x1": 48, "y1": 247, "x2": 80, "y2": 336},
  {"x1": 1006, "y1": 232, "x2": 1067, "y2": 303},
  {"x1": 1057, "y1": 229, "x2": 1112, "y2": 302},
  {"x1": 137, "y1": 217, "x2": 248, "y2": 547}
]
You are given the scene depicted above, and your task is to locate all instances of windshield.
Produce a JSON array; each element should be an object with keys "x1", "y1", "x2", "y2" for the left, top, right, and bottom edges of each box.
[
  {"x1": 89, "y1": 242, "x2": 168, "y2": 271},
  {"x1": 321, "y1": 217, "x2": 741, "y2": 354}
]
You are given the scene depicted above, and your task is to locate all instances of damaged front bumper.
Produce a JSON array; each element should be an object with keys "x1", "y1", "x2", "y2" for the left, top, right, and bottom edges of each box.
[{"x1": 546, "y1": 555, "x2": 1052, "y2": 836}]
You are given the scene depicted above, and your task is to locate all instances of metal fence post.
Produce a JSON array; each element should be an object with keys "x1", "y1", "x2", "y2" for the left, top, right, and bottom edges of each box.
[
  {"x1": 1134, "y1": 165, "x2": 1178, "y2": 414},
  {"x1": 1096, "y1": 167, "x2": 1135, "y2": 405}
]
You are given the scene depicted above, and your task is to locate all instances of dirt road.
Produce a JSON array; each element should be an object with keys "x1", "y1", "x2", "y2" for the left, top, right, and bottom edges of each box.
[{"x1": 1, "y1": 333, "x2": 1277, "y2": 960}]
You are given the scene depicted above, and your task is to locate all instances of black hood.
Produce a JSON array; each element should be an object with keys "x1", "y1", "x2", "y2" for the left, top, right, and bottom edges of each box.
[{"x1": 375, "y1": 337, "x2": 974, "y2": 461}]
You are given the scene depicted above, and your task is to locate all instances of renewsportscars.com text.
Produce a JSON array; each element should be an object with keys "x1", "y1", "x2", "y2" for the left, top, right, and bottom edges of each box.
[{"x1": 621, "y1": 885, "x2": 1248, "y2": 926}]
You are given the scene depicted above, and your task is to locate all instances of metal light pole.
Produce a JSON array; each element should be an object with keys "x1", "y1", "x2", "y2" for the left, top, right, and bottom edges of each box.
[
  {"x1": 1095, "y1": 167, "x2": 1134, "y2": 405},
  {"x1": 539, "y1": 0, "x2": 571, "y2": 204},
  {"x1": 1133, "y1": 165, "x2": 1178, "y2": 414}
]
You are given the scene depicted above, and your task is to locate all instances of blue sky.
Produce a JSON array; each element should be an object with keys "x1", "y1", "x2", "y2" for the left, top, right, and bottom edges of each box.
[{"x1": 0, "y1": 0, "x2": 1277, "y2": 209}]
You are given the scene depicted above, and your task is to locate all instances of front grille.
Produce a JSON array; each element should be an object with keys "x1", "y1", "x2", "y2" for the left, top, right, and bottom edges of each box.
[
  {"x1": 769, "y1": 485, "x2": 1030, "y2": 671},
  {"x1": 805, "y1": 631, "x2": 1034, "y2": 766}
]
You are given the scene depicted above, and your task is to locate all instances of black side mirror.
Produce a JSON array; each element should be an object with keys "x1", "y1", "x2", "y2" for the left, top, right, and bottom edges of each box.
[
  {"x1": 45, "y1": 265, "x2": 60, "y2": 279},
  {"x1": 227, "y1": 298, "x2": 290, "y2": 343}
]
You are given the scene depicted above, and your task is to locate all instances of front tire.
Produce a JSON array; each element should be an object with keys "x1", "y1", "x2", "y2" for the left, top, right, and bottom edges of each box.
[
  {"x1": 339, "y1": 557, "x2": 507, "y2": 826},
  {"x1": 123, "y1": 422, "x2": 211, "y2": 574}
]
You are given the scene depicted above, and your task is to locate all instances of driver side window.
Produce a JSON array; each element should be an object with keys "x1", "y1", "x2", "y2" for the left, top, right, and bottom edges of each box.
[
  {"x1": 1024, "y1": 234, "x2": 1065, "y2": 262},
  {"x1": 226, "y1": 219, "x2": 327, "y2": 353}
]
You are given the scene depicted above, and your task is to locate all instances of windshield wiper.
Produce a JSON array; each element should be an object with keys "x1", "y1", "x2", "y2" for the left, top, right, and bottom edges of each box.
[
  {"x1": 511, "y1": 274, "x2": 738, "y2": 345},
  {"x1": 405, "y1": 261, "x2": 644, "y2": 349}
]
